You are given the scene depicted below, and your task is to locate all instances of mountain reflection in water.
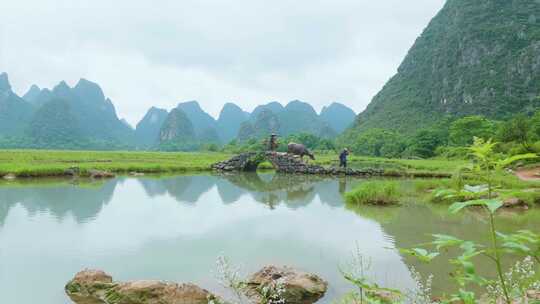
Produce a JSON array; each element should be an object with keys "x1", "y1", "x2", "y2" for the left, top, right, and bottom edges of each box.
[{"x1": 0, "y1": 173, "x2": 538, "y2": 304}]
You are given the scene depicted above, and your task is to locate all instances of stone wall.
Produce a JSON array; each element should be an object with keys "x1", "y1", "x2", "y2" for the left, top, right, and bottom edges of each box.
[
  {"x1": 212, "y1": 152, "x2": 385, "y2": 177},
  {"x1": 211, "y1": 152, "x2": 260, "y2": 171}
]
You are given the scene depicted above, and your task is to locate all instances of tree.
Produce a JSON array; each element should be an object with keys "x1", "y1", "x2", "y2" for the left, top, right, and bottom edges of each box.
[
  {"x1": 530, "y1": 110, "x2": 540, "y2": 141},
  {"x1": 449, "y1": 116, "x2": 496, "y2": 146},
  {"x1": 351, "y1": 129, "x2": 405, "y2": 158},
  {"x1": 496, "y1": 114, "x2": 531, "y2": 149},
  {"x1": 409, "y1": 129, "x2": 442, "y2": 158}
]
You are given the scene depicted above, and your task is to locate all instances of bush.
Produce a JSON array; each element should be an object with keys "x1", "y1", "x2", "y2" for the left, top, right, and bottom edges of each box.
[
  {"x1": 435, "y1": 146, "x2": 470, "y2": 159},
  {"x1": 344, "y1": 181, "x2": 400, "y2": 205}
]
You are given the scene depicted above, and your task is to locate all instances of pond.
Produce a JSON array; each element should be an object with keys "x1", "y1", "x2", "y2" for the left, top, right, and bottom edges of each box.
[{"x1": 0, "y1": 173, "x2": 538, "y2": 304}]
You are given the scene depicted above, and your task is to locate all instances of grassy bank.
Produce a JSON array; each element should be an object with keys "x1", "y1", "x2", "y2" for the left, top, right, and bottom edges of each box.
[
  {"x1": 345, "y1": 175, "x2": 540, "y2": 208},
  {"x1": 0, "y1": 150, "x2": 233, "y2": 177},
  {"x1": 313, "y1": 153, "x2": 466, "y2": 175},
  {"x1": 344, "y1": 181, "x2": 400, "y2": 205},
  {"x1": 0, "y1": 149, "x2": 468, "y2": 178}
]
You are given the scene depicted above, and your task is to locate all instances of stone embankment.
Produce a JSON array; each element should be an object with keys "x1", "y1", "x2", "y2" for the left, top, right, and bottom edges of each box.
[
  {"x1": 212, "y1": 152, "x2": 386, "y2": 176},
  {"x1": 66, "y1": 267, "x2": 328, "y2": 304}
]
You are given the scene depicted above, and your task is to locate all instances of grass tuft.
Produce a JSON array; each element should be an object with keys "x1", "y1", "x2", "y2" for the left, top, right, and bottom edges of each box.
[{"x1": 344, "y1": 181, "x2": 400, "y2": 206}]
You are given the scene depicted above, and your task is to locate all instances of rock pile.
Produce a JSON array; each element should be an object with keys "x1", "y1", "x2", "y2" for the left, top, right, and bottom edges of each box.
[
  {"x1": 265, "y1": 152, "x2": 327, "y2": 174},
  {"x1": 211, "y1": 152, "x2": 259, "y2": 171}
]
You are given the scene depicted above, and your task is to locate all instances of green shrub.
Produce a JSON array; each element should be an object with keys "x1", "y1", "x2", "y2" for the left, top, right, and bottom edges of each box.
[
  {"x1": 435, "y1": 146, "x2": 470, "y2": 159},
  {"x1": 344, "y1": 181, "x2": 399, "y2": 206}
]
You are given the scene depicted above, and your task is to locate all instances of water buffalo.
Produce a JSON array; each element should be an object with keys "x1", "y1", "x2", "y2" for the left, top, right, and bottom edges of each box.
[{"x1": 288, "y1": 143, "x2": 315, "y2": 161}]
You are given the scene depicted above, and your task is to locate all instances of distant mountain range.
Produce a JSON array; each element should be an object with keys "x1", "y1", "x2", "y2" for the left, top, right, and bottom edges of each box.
[{"x1": 0, "y1": 72, "x2": 356, "y2": 150}]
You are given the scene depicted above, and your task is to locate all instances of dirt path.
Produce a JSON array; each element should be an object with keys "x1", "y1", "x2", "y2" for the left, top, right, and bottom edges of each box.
[{"x1": 515, "y1": 167, "x2": 540, "y2": 181}]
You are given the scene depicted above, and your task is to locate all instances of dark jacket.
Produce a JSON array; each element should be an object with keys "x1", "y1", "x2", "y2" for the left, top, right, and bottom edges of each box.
[{"x1": 339, "y1": 150, "x2": 349, "y2": 161}]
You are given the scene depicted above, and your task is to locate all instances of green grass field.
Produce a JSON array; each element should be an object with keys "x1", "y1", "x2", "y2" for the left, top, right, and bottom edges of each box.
[
  {"x1": 0, "y1": 149, "x2": 468, "y2": 178},
  {"x1": 315, "y1": 153, "x2": 468, "y2": 173},
  {"x1": 0, "y1": 150, "x2": 232, "y2": 177}
]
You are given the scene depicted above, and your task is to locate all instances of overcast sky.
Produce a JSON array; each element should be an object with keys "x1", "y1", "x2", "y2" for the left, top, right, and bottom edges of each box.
[{"x1": 0, "y1": 0, "x2": 445, "y2": 125}]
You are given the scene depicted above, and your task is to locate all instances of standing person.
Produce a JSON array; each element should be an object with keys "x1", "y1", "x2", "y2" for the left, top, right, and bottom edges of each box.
[
  {"x1": 339, "y1": 148, "x2": 349, "y2": 169},
  {"x1": 269, "y1": 133, "x2": 279, "y2": 151}
]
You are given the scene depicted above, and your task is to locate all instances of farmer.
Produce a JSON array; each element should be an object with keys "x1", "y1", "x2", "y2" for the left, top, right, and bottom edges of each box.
[
  {"x1": 339, "y1": 148, "x2": 349, "y2": 169},
  {"x1": 268, "y1": 133, "x2": 279, "y2": 151}
]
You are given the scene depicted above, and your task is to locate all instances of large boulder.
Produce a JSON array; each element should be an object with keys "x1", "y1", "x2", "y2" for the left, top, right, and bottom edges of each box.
[
  {"x1": 245, "y1": 266, "x2": 327, "y2": 304},
  {"x1": 65, "y1": 270, "x2": 114, "y2": 304},
  {"x1": 65, "y1": 269, "x2": 215, "y2": 304}
]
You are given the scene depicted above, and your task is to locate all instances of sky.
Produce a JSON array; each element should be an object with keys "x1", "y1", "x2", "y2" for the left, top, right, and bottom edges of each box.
[{"x1": 0, "y1": 0, "x2": 446, "y2": 126}]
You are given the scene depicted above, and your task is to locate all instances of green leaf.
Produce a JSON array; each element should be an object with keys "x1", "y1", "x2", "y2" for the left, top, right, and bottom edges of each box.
[
  {"x1": 432, "y1": 234, "x2": 464, "y2": 250},
  {"x1": 449, "y1": 202, "x2": 469, "y2": 214},
  {"x1": 449, "y1": 199, "x2": 503, "y2": 214},
  {"x1": 399, "y1": 248, "x2": 439, "y2": 263},
  {"x1": 457, "y1": 289, "x2": 476, "y2": 304},
  {"x1": 502, "y1": 241, "x2": 531, "y2": 253},
  {"x1": 497, "y1": 153, "x2": 538, "y2": 169}
]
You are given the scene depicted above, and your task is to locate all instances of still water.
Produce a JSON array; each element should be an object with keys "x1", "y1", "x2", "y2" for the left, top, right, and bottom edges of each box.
[{"x1": 0, "y1": 173, "x2": 538, "y2": 304}]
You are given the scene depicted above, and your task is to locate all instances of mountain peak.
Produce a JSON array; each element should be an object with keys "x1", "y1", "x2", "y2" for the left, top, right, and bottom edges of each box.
[
  {"x1": 76, "y1": 78, "x2": 96, "y2": 86},
  {"x1": 177, "y1": 100, "x2": 202, "y2": 111},
  {"x1": 74, "y1": 78, "x2": 106, "y2": 102},
  {"x1": 219, "y1": 103, "x2": 246, "y2": 118},
  {"x1": 222, "y1": 102, "x2": 243, "y2": 111},
  {"x1": 321, "y1": 102, "x2": 355, "y2": 113},
  {"x1": 22, "y1": 84, "x2": 42, "y2": 103},
  {"x1": 285, "y1": 100, "x2": 316, "y2": 115},
  {"x1": 53, "y1": 81, "x2": 72, "y2": 96},
  {"x1": 320, "y1": 102, "x2": 356, "y2": 133},
  {"x1": 149, "y1": 106, "x2": 168, "y2": 113},
  {"x1": 176, "y1": 100, "x2": 217, "y2": 139},
  {"x1": 251, "y1": 101, "x2": 284, "y2": 119},
  {"x1": 0, "y1": 72, "x2": 11, "y2": 92}
]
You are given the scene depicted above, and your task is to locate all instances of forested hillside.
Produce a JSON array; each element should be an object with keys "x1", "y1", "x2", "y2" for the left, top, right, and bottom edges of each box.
[{"x1": 351, "y1": 0, "x2": 540, "y2": 134}]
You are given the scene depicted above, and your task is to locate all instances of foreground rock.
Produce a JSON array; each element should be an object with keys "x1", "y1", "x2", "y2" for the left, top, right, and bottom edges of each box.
[
  {"x1": 67, "y1": 267, "x2": 327, "y2": 304},
  {"x1": 527, "y1": 290, "x2": 540, "y2": 301},
  {"x1": 480, "y1": 290, "x2": 540, "y2": 304},
  {"x1": 88, "y1": 170, "x2": 115, "y2": 179},
  {"x1": 245, "y1": 266, "x2": 328, "y2": 304},
  {"x1": 66, "y1": 269, "x2": 215, "y2": 304}
]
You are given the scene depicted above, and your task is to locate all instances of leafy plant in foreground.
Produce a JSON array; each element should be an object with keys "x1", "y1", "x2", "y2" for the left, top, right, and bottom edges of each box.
[
  {"x1": 339, "y1": 245, "x2": 437, "y2": 304},
  {"x1": 402, "y1": 139, "x2": 539, "y2": 304},
  {"x1": 339, "y1": 247, "x2": 404, "y2": 304}
]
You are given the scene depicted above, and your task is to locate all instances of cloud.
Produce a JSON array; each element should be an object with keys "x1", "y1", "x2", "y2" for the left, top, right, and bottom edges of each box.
[{"x1": 0, "y1": 0, "x2": 445, "y2": 125}]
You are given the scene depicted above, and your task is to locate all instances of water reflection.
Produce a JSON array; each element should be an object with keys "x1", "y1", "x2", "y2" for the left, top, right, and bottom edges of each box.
[
  {"x1": 0, "y1": 173, "x2": 537, "y2": 304},
  {"x1": 136, "y1": 173, "x2": 347, "y2": 209},
  {"x1": 0, "y1": 172, "x2": 408, "y2": 304},
  {"x1": 0, "y1": 179, "x2": 117, "y2": 225},
  {"x1": 0, "y1": 173, "x2": 346, "y2": 225}
]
